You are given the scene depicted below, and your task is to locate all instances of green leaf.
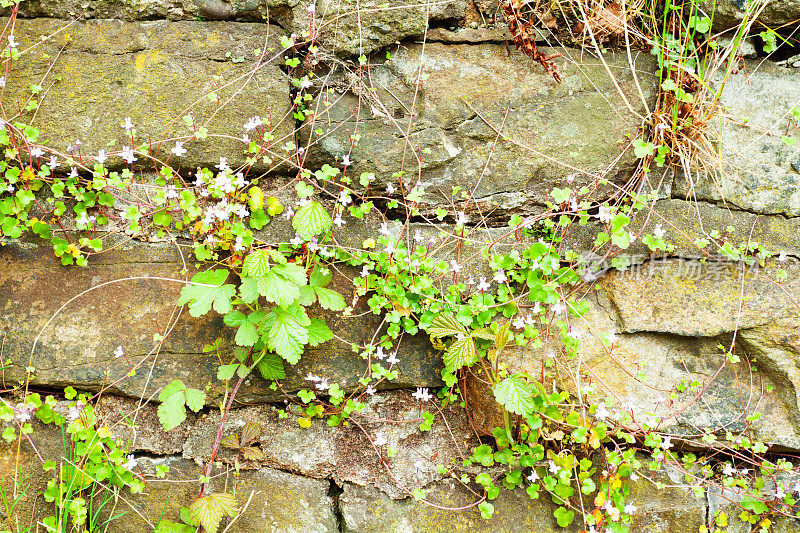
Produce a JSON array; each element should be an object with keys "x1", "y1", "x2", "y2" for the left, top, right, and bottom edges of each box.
[
  {"x1": 493, "y1": 376, "x2": 535, "y2": 416},
  {"x1": 243, "y1": 250, "x2": 272, "y2": 278},
  {"x1": 258, "y1": 271, "x2": 300, "y2": 308},
  {"x1": 307, "y1": 318, "x2": 333, "y2": 346},
  {"x1": 309, "y1": 267, "x2": 333, "y2": 287},
  {"x1": 315, "y1": 287, "x2": 345, "y2": 311},
  {"x1": 256, "y1": 352, "x2": 286, "y2": 380},
  {"x1": 157, "y1": 380, "x2": 206, "y2": 431},
  {"x1": 478, "y1": 501, "x2": 494, "y2": 519},
  {"x1": 178, "y1": 270, "x2": 236, "y2": 317},
  {"x1": 217, "y1": 364, "x2": 237, "y2": 380},
  {"x1": 188, "y1": 493, "x2": 237, "y2": 533},
  {"x1": 267, "y1": 308, "x2": 310, "y2": 364},
  {"x1": 155, "y1": 520, "x2": 196, "y2": 533},
  {"x1": 428, "y1": 314, "x2": 467, "y2": 338},
  {"x1": 553, "y1": 506, "x2": 574, "y2": 527},
  {"x1": 292, "y1": 201, "x2": 332, "y2": 240},
  {"x1": 224, "y1": 310, "x2": 264, "y2": 346},
  {"x1": 272, "y1": 262, "x2": 308, "y2": 286},
  {"x1": 443, "y1": 337, "x2": 478, "y2": 371},
  {"x1": 239, "y1": 277, "x2": 259, "y2": 304}
]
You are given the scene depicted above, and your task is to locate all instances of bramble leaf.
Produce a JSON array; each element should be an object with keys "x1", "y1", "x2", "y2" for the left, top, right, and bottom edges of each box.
[
  {"x1": 267, "y1": 307, "x2": 310, "y2": 364},
  {"x1": 443, "y1": 337, "x2": 478, "y2": 371},
  {"x1": 292, "y1": 201, "x2": 332, "y2": 240},
  {"x1": 178, "y1": 269, "x2": 236, "y2": 317},
  {"x1": 428, "y1": 314, "x2": 467, "y2": 338},
  {"x1": 307, "y1": 318, "x2": 334, "y2": 346},
  {"x1": 493, "y1": 376, "x2": 535, "y2": 416},
  {"x1": 188, "y1": 493, "x2": 237, "y2": 533},
  {"x1": 256, "y1": 352, "x2": 286, "y2": 380},
  {"x1": 157, "y1": 380, "x2": 206, "y2": 431}
]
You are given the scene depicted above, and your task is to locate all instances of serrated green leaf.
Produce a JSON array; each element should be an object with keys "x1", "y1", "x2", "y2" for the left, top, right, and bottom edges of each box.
[
  {"x1": 493, "y1": 376, "x2": 535, "y2": 416},
  {"x1": 242, "y1": 250, "x2": 271, "y2": 278},
  {"x1": 292, "y1": 201, "x2": 332, "y2": 240},
  {"x1": 273, "y1": 262, "x2": 307, "y2": 286},
  {"x1": 256, "y1": 352, "x2": 286, "y2": 380},
  {"x1": 188, "y1": 493, "x2": 237, "y2": 533},
  {"x1": 307, "y1": 318, "x2": 333, "y2": 346},
  {"x1": 158, "y1": 380, "x2": 186, "y2": 402},
  {"x1": 428, "y1": 314, "x2": 467, "y2": 338},
  {"x1": 223, "y1": 310, "x2": 246, "y2": 327},
  {"x1": 443, "y1": 337, "x2": 478, "y2": 371},
  {"x1": 309, "y1": 267, "x2": 332, "y2": 287},
  {"x1": 184, "y1": 388, "x2": 205, "y2": 412},
  {"x1": 268, "y1": 308, "x2": 309, "y2": 364},
  {"x1": 178, "y1": 269, "x2": 236, "y2": 317},
  {"x1": 157, "y1": 392, "x2": 186, "y2": 432},
  {"x1": 239, "y1": 277, "x2": 259, "y2": 304},
  {"x1": 217, "y1": 364, "x2": 237, "y2": 380},
  {"x1": 258, "y1": 271, "x2": 300, "y2": 308},
  {"x1": 315, "y1": 287, "x2": 345, "y2": 311},
  {"x1": 296, "y1": 285, "x2": 316, "y2": 306}
]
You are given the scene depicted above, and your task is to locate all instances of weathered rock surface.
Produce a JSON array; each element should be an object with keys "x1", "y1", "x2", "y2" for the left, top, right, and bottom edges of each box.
[
  {"x1": 0, "y1": 239, "x2": 444, "y2": 404},
  {"x1": 316, "y1": 0, "x2": 468, "y2": 56},
  {"x1": 339, "y1": 459, "x2": 706, "y2": 532},
  {"x1": 698, "y1": 0, "x2": 800, "y2": 32},
  {"x1": 5, "y1": 18, "x2": 294, "y2": 172},
  {"x1": 303, "y1": 43, "x2": 657, "y2": 214},
  {"x1": 673, "y1": 61, "x2": 800, "y2": 216}
]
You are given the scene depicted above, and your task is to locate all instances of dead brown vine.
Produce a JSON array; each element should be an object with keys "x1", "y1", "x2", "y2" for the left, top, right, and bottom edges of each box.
[{"x1": 503, "y1": 0, "x2": 563, "y2": 82}]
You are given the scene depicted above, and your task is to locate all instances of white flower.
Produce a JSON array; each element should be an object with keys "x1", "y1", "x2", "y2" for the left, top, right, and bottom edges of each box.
[
  {"x1": 164, "y1": 186, "x2": 179, "y2": 200},
  {"x1": 379, "y1": 222, "x2": 390, "y2": 235},
  {"x1": 776, "y1": 485, "x2": 786, "y2": 499},
  {"x1": 624, "y1": 504, "x2": 637, "y2": 514},
  {"x1": 341, "y1": 154, "x2": 351, "y2": 167},
  {"x1": 551, "y1": 301, "x2": 566, "y2": 314},
  {"x1": 7, "y1": 35, "x2": 18, "y2": 48},
  {"x1": 122, "y1": 117, "x2": 134, "y2": 131},
  {"x1": 548, "y1": 461, "x2": 559, "y2": 474},
  {"x1": 171, "y1": 141, "x2": 187, "y2": 157},
  {"x1": 233, "y1": 173, "x2": 248, "y2": 189},
  {"x1": 513, "y1": 316, "x2": 525, "y2": 330},
  {"x1": 793, "y1": 482, "x2": 800, "y2": 495},
  {"x1": 530, "y1": 301, "x2": 541, "y2": 314},
  {"x1": 653, "y1": 223, "x2": 666, "y2": 239},
  {"x1": 607, "y1": 329, "x2": 618, "y2": 343},
  {"x1": 216, "y1": 157, "x2": 229, "y2": 171},
  {"x1": 778, "y1": 251, "x2": 787, "y2": 262},
  {"x1": 570, "y1": 197, "x2": 578, "y2": 212},
  {"x1": 68, "y1": 401, "x2": 84, "y2": 421},
  {"x1": 386, "y1": 183, "x2": 396, "y2": 195},
  {"x1": 244, "y1": 116, "x2": 263, "y2": 131},
  {"x1": 384, "y1": 241, "x2": 396, "y2": 254},
  {"x1": 414, "y1": 459, "x2": 424, "y2": 470},
  {"x1": 597, "y1": 205, "x2": 612, "y2": 223},
  {"x1": 333, "y1": 213, "x2": 344, "y2": 227},
  {"x1": 365, "y1": 385, "x2": 376, "y2": 396},
  {"x1": 740, "y1": 468, "x2": 749, "y2": 475},
  {"x1": 455, "y1": 211, "x2": 468, "y2": 226},
  {"x1": 121, "y1": 146, "x2": 137, "y2": 164},
  {"x1": 413, "y1": 229, "x2": 423, "y2": 242},
  {"x1": 722, "y1": 463, "x2": 736, "y2": 477},
  {"x1": 412, "y1": 387, "x2": 432, "y2": 402},
  {"x1": 527, "y1": 470, "x2": 539, "y2": 483},
  {"x1": 307, "y1": 3, "x2": 315, "y2": 15},
  {"x1": 493, "y1": 269, "x2": 507, "y2": 283},
  {"x1": 386, "y1": 352, "x2": 399, "y2": 365},
  {"x1": 30, "y1": 146, "x2": 44, "y2": 159},
  {"x1": 450, "y1": 260, "x2": 462, "y2": 273},
  {"x1": 360, "y1": 265, "x2": 370, "y2": 278},
  {"x1": 316, "y1": 379, "x2": 330, "y2": 391},
  {"x1": 233, "y1": 236, "x2": 246, "y2": 252},
  {"x1": 96, "y1": 150, "x2": 107, "y2": 164},
  {"x1": 114, "y1": 345, "x2": 125, "y2": 358},
  {"x1": 594, "y1": 403, "x2": 609, "y2": 421},
  {"x1": 124, "y1": 454, "x2": 137, "y2": 470},
  {"x1": 373, "y1": 432, "x2": 387, "y2": 446},
  {"x1": 476, "y1": 277, "x2": 490, "y2": 291},
  {"x1": 629, "y1": 472, "x2": 640, "y2": 481},
  {"x1": 662, "y1": 436, "x2": 673, "y2": 450},
  {"x1": 48, "y1": 155, "x2": 59, "y2": 168},
  {"x1": 290, "y1": 234, "x2": 304, "y2": 246},
  {"x1": 0, "y1": 77, "x2": 5, "y2": 88},
  {"x1": 375, "y1": 346, "x2": 386, "y2": 360},
  {"x1": 338, "y1": 190, "x2": 351, "y2": 205}
]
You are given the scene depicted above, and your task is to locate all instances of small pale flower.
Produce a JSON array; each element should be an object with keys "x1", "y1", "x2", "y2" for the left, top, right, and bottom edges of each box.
[
  {"x1": 653, "y1": 223, "x2": 666, "y2": 239},
  {"x1": 776, "y1": 485, "x2": 786, "y2": 499},
  {"x1": 233, "y1": 236, "x2": 246, "y2": 252},
  {"x1": 48, "y1": 155, "x2": 59, "y2": 168},
  {"x1": 360, "y1": 265, "x2": 370, "y2": 278},
  {"x1": 373, "y1": 433, "x2": 387, "y2": 446},
  {"x1": 629, "y1": 472, "x2": 640, "y2": 481},
  {"x1": 624, "y1": 504, "x2": 637, "y2": 514},
  {"x1": 722, "y1": 463, "x2": 736, "y2": 477},
  {"x1": 414, "y1": 459, "x2": 424, "y2": 470},
  {"x1": 386, "y1": 182, "x2": 396, "y2": 195},
  {"x1": 338, "y1": 190, "x2": 351, "y2": 205},
  {"x1": 375, "y1": 346, "x2": 386, "y2": 360},
  {"x1": 114, "y1": 345, "x2": 125, "y2": 358},
  {"x1": 244, "y1": 116, "x2": 263, "y2": 131},
  {"x1": 216, "y1": 157, "x2": 229, "y2": 171},
  {"x1": 341, "y1": 154, "x2": 351, "y2": 167},
  {"x1": 333, "y1": 213, "x2": 344, "y2": 227},
  {"x1": 365, "y1": 385, "x2": 376, "y2": 396},
  {"x1": 384, "y1": 240, "x2": 396, "y2": 254},
  {"x1": 493, "y1": 269, "x2": 507, "y2": 283},
  {"x1": 305, "y1": 372, "x2": 318, "y2": 381},
  {"x1": 412, "y1": 387, "x2": 432, "y2": 402},
  {"x1": 513, "y1": 316, "x2": 525, "y2": 330},
  {"x1": 379, "y1": 222, "x2": 390, "y2": 235},
  {"x1": 530, "y1": 301, "x2": 541, "y2": 314},
  {"x1": 450, "y1": 260, "x2": 462, "y2": 273},
  {"x1": 548, "y1": 461, "x2": 559, "y2": 474},
  {"x1": 0, "y1": 76, "x2": 5, "y2": 88},
  {"x1": 527, "y1": 470, "x2": 539, "y2": 483},
  {"x1": 413, "y1": 229, "x2": 423, "y2": 242},
  {"x1": 386, "y1": 352, "x2": 399, "y2": 365},
  {"x1": 551, "y1": 301, "x2": 566, "y2": 314},
  {"x1": 597, "y1": 205, "x2": 612, "y2": 223},
  {"x1": 122, "y1": 117, "x2": 134, "y2": 131},
  {"x1": 30, "y1": 146, "x2": 44, "y2": 159},
  {"x1": 7, "y1": 34, "x2": 18, "y2": 48},
  {"x1": 124, "y1": 454, "x2": 137, "y2": 470},
  {"x1": 307, "y1": 3, "x2": 315, "y2": 15},
  {"x1": 455, "y1": 211, "x2": 468, "y2": 226},
  {"x1": 778, "y1": 251, "x2": 788, "y2": 262},
  {"x1": 290, "y1": 234, "x2": 304, "y2": 246},
  {"x1": 476, "y1": 277, "x2": 490, "y2": 291},
  {"x1": 662, "y1": 436, "x2": 673, "y2": 450},
  {"x1": 594, "y1": 403, "x2": 609, "y2": 421},
  {"x1": 171, "y1": 141, "x2": 187, "y2": 157},
  {"x1": 96, "y1": 149, "x2": 107, "y2": 164},
  {"x1": 121, "y1": 146, "x2": 137, "y2": 164}
]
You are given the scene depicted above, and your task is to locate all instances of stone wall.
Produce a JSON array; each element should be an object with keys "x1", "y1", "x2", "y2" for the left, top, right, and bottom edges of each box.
[{"x1": 1, "y1": 0, "x2": 800, "y2": 531}]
